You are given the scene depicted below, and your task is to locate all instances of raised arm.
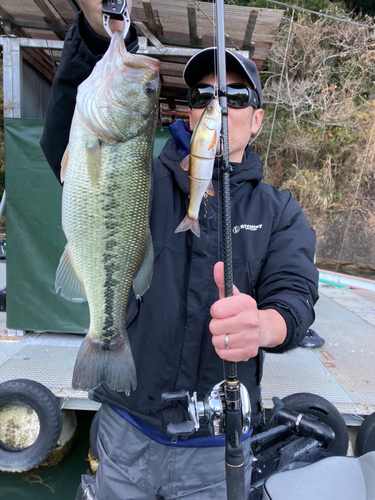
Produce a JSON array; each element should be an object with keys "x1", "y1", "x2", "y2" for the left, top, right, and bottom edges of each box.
[{"x1": 40, "y1": 0, "x2": 137, "y2": 181}]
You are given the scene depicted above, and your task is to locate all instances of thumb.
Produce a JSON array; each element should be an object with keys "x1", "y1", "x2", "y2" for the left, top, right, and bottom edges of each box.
[{"x1": 213, "y1": 262, "x2": 240, "y2": 300}]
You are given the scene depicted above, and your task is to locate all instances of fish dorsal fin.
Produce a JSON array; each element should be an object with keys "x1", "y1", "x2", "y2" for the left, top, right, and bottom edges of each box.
[
  {"x1": 206, "y1": 180, "x2": 215, "y2": 196},
  {"x1": 208, "y1": 131, "x2": 218, "y2": 152},
  {"x1": 55, "y1": 244, "x2": 87, "y2": 303},
  {"x1": 60, "y1": 146, "x2": 69, "y2": 183},
  {"x1": 180, "y1": 155, "x2": 190, "y2": 171},
  {"x1": 133, "y1": 230, "x2": 154, "y2": 299},
  {"x1": 86, "y1": 139, "x2": 102, "y2": 186}
]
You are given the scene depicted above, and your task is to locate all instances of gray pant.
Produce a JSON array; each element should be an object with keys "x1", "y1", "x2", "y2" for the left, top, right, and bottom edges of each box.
[{"x1": 76, "y1": 404, "x2": 253, "y2": 500}]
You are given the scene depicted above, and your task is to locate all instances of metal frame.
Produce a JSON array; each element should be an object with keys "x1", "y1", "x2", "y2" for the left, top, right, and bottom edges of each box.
[{"x1": 0, "y1": 36, "x2": 249, "y2": 119}]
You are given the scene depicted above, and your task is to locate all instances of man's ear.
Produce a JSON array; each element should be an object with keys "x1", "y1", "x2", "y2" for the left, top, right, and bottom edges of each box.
[{"x1": 251, "y1": 108, "x2": 264, "y2": 135}]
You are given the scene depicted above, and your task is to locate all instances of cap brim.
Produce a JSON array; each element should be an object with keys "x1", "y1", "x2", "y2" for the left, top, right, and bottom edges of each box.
[
  {"x1": 184, "y1": 48, "x2": 251, "y2": 84},
  {"x1": 183, "y1": 48, "x2": 262, "y2": 106}
]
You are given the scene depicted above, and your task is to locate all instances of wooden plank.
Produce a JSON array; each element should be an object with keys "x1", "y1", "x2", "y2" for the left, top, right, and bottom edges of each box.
[
  {"x1": 187, "y1": 4, "x2": 201, "y2": 46},
  {"x1": 21, "y1": 58, "x2": 52, "y2": 117},
  {"x1": 22, "y1": 47, "x2": 55, "y2": 82},
  {"x1": 159, "y1": 60, "x2": 186, "y2": 77},
  {"x1": 32, "y1": 0, "x2": 66, "y2": 40},
  {"x1": 2, "y1": 19, "x2": 69, "y2": 32},
  {"x1": 142, "y1": 0, "x2": 158, "y2": 37},
  {"x1": 0, "y1": 0, "x2": 284, "y2": 68},
  {"x1": 32, "y1": 0, "x2": 61, "y2": 23},
  {"x1": 0, "y1": 5, "x2": 30, "y2": 37},
  {"x1": 161, "y1": 75, "x2": 187, "y2": 87},
  {"x1": 63, "y1": 0, "x2": 80, "y2": 15},
  {"x1": 133, "y1": 21, "x2": 167, "y2": 54},
  {"x1": 243, "y1": 10, "x2": 258, "y2": 57}
]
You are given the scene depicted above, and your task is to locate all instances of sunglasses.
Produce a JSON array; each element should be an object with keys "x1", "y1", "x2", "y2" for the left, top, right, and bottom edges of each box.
[{"x1": 187, "y1": 83, "x2": 259, "y2": 109}]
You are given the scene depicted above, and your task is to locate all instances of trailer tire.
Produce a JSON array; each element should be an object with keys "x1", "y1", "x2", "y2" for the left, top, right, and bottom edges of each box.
[
  {"x1": 267, "y1": 392, "x2": 349, "y2": 457},
  {"x1": 355, "y1": 412, "x2": 375, "y2": 456},
  {"x1": 0, "y1": 379, "x2": 62, "y2": 472}
]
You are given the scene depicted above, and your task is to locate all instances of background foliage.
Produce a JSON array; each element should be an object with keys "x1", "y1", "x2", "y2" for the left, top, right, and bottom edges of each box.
[
  {"x1": 251, "y1": 6, "x2": 375, "y2": 225},
  {"x1": 231, "y1": 0, "x2": 375, "y2": 16}
]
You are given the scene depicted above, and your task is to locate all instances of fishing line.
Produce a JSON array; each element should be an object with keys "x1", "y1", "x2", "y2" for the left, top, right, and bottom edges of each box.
[
  {"x1": 209, "y1": 0, "x2": 222, "y2": 266},
  {"x1": 264, "y1": 0, "x2": 375, "y2": 31},
  {"x1": 335, "y1": 109, "x2": 375, "y2": 273},
  {"x1": 191, "y1": 0, "x2": 241, "y2": 51},
  {"x1": 212, "y1": 0, "x2": 218, "y2": 92},
  {"x1": 263, "y1": 9, "x2": 295, "y2": 175}
]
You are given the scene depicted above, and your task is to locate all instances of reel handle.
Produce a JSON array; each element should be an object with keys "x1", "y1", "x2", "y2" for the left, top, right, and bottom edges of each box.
[{"x1": 161, "y1": 390, "x2": 188, "y2": 402}]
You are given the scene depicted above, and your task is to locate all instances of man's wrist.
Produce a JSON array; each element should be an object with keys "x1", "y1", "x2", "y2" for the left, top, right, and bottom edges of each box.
[
  {"x1": 258, "y1": 309, "x2": 287, "y2": 349},
  {"x1": 80, "y1": 11, "x2": 111, "y2": 56}
]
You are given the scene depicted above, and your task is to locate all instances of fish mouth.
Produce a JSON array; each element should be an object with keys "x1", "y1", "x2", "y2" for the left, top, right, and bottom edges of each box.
[
  {"x1": 123, "y1": 53, "x2": 160, "y2": 72},
  {"x1": 212, "y1": 98, "x2": 222, "y2": 112}
]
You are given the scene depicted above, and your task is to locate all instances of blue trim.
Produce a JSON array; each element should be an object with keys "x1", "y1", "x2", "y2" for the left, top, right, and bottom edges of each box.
[
  {"x1": 168, "y1": 119, "x2": 191, "y2": 157},
  {"x1": 111, "y1": 406, "x2": 253, "y2": 447}
]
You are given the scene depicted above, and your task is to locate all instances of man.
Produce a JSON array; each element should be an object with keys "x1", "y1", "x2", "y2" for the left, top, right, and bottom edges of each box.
[{"x1": 40, "y1": 1, "x2": 319, "y2": 498}]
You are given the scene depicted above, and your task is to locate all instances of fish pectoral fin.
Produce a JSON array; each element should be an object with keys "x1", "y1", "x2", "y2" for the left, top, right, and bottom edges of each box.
[
  {"x1": 55, "y1": 244, "x2": 87, "y2": 303},
  {"x1": 86, "y1": 139, "x2": 102, "y2": 186},
  {"x1": 206, "y1": 180, "x2": 215, "y2": 196},
  {"x1": 133, "y1": 230, "x2": 154, "y2": 299},
  {"x1": 60, "y1": 145, "x2": 69, "y2": 183},
  {"x1": 180, "y1": 155, "x2": 190, "y2": 171}
]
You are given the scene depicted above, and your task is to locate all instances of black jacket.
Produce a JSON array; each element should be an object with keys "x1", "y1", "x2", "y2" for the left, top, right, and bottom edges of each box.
[{"x1": 40, "y1": 12, "x2": 319, "y2": 436}]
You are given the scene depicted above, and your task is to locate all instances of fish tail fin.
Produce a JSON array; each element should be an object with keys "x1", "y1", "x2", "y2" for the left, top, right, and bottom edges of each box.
[
  {"x1": 174, "y1": 216, "x2": 200, "y2": 238},
  {"x1": 72, "y1": 334, "x2": 137, "y2": 393}
]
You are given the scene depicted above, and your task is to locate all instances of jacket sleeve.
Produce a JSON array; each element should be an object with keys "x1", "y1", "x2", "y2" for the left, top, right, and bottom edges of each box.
[
  {"x1": 257, "y1": 192, "x2": 319, "y2": 353},
  {"x1": 40, "y1": 11, "x2": 138, "y2": 182}
]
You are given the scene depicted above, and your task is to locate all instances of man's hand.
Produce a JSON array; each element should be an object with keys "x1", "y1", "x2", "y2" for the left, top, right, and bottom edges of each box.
[
  {"x1": 209, "y1": 262, "x2": 287, "y2": 362},
  {"x1": 80, "y1": 0, "x2": 133, "y2": 38}
]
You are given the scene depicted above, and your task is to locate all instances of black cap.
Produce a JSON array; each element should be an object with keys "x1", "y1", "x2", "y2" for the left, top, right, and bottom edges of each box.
[{"x1": 183, "y1": 47, "x2": 262, "y2": 108}]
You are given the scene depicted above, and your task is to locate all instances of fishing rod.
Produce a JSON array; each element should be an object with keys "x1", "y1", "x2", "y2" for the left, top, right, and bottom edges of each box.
[
  {"x1": 161, "y1": 1, "x2": 249, "y2": 498},
  {"x1": 214, "y1": 1, "x2": 247, "y2": 498}
]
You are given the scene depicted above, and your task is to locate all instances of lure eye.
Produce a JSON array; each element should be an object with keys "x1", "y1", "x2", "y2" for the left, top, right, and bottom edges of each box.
[{"x1": 144, "y1": 82, "x2": 156, "y2": 96}]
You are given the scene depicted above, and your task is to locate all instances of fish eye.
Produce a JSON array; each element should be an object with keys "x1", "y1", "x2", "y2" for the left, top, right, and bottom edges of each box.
[{"x1": 144, "y1": 82, "x2": 156, "y2": 96}]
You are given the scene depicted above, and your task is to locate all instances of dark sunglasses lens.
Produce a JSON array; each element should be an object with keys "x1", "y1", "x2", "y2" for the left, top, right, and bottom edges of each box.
[
  {"x1": 227, "y1": 86, "x2": 250, "y2": 108},
  {"x1": 190, "y1": 86, "x2": 215, "y2": 108}
]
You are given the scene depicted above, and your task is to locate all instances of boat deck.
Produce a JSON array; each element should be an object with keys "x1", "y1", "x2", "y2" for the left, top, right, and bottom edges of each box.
[
  {"x1": 263, "y1": 286, "x2": 375, "y2": 424},
  {"x1": 0, "y1": 257, "x2": 374, "y2": 424}
]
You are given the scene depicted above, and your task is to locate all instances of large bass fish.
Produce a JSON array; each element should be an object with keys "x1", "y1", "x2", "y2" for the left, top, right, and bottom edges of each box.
[{"x1": 55, "y1": 31, "x2": 160, "y2": 393}]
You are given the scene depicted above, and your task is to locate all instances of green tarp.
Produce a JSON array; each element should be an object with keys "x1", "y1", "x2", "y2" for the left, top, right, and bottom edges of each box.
[{"x1": 5, "y1": 118, "x2": 171, "y2": 333}]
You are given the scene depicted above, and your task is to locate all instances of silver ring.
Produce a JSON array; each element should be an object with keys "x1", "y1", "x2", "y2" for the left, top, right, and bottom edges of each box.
[
  {"x1": 295, "y1": 413, "x2": 303, "y2": 432},
  {"x1": 225, "y1": 334, "x2": 230, "y2": 349}
]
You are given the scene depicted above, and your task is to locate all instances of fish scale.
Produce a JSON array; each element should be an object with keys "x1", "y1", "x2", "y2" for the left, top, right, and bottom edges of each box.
[{"x1": 55, "y1": 31, "x2": 160, "y2": 393}]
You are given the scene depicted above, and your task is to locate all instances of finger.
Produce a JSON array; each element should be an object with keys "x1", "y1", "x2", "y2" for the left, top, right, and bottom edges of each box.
[
  {"x1": 214, "y1": 346, "x2": 253, "y2": 363},
  {"x1": 209, "y1": 312, "x2": 257, "y2": 336},
  {"x1": 213, "y1": 262, "x2": 240, "y2": 300},
  {"x1": 210, "y1": 293, "x2": 256, "y2": 320},
  {"x1": 211, "y1": 332, "x2": 245, "y2": 350}
]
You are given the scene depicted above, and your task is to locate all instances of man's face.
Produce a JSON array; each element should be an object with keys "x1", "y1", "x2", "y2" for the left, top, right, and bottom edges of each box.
[{"x1": 188, "y1": 72, "x2": 264, "y2": 163}]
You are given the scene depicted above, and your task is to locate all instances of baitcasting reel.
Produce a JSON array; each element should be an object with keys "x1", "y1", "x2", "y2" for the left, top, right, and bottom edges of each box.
[{"x1": 162, "y1": 380, "x2": 251, "y2": 439}]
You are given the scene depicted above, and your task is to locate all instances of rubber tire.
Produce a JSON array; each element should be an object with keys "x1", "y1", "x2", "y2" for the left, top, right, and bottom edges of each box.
[
  {"x1": 0, "y1": 379, "x2": 62, "y2": 472},
  {"x1": 355, "y1": 412, "x2": 375, "y2": 456},
  {"x1": 267, "y1": 392, "x2": 349, "y2": 457}
]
